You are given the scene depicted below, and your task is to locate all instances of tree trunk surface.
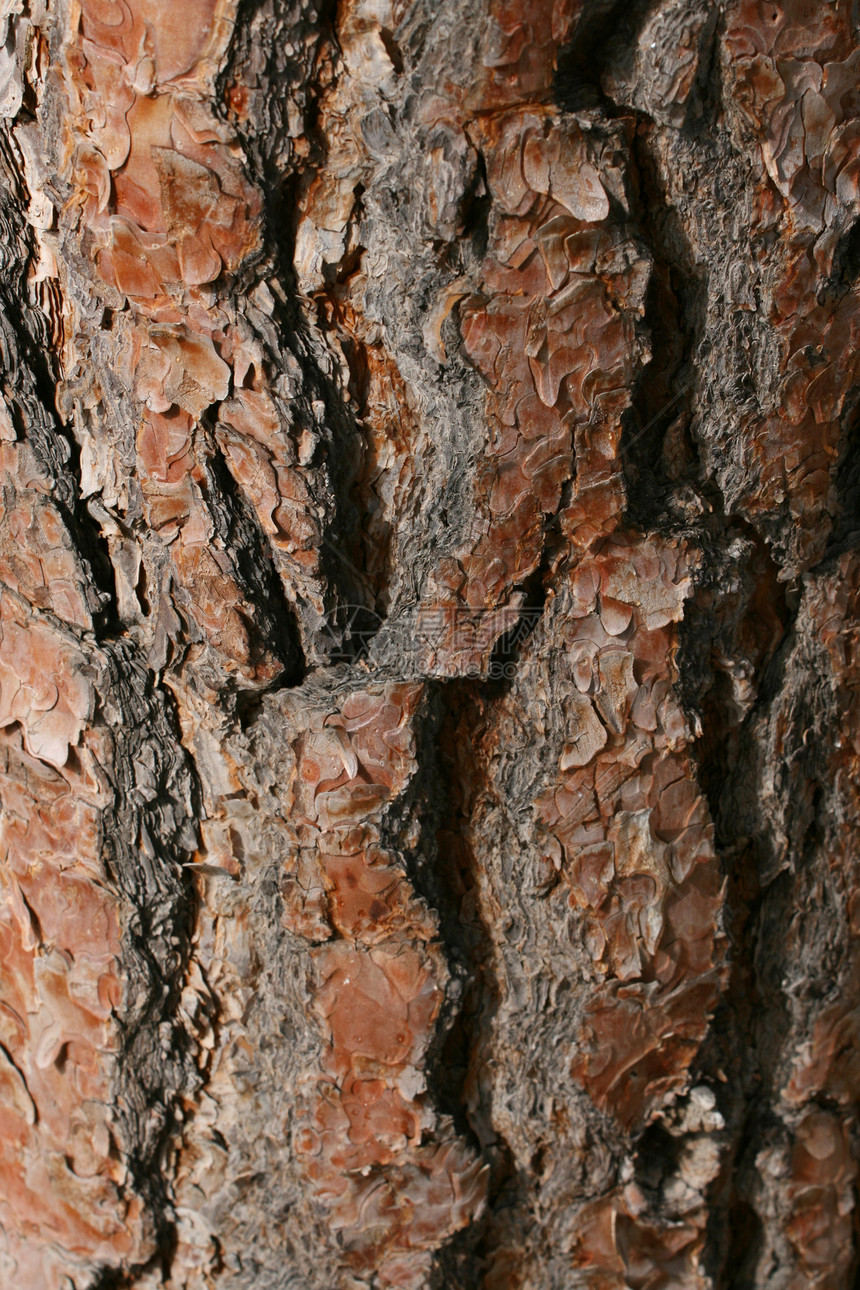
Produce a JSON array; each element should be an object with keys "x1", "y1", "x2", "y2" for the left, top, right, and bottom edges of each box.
[{"x1": 0, "y1": 0, "x2": 858, "y2": 1286}]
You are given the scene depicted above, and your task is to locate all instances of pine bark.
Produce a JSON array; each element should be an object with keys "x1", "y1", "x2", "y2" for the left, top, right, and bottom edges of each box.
[{"x1": 0, "y1": 1, "x2": 858, "y2": 1287}]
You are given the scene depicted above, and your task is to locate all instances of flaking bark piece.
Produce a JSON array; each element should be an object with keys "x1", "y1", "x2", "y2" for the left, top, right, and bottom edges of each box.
[{"x1": 152, "y1": 146, "x2": 221, "y2": 239}]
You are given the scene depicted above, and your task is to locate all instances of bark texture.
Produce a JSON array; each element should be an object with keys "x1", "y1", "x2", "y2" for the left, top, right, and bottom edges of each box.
[{"x1": 0, "y1": 0, "x2": 859, "y2": 1287}]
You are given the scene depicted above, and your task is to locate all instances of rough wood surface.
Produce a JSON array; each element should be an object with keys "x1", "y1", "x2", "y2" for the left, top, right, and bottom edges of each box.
[{"x1": 0, "y1": 0, "x2": 859, "y2": 1286}]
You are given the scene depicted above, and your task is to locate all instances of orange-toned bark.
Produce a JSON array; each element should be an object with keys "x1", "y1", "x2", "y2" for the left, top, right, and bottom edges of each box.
[{"x1": 0, "y1": 603, "x2": 146, "y2": 1287}]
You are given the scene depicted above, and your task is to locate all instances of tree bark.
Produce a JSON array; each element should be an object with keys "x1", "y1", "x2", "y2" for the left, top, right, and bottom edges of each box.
[{"x1": 0, "y1": 0, "x2": 858, "y2": 1286}]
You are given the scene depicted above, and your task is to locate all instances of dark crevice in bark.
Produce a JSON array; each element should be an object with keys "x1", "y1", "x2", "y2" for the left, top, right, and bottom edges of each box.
[
  {"x1": 821, "y1": 216, "x2": 860, "y2": 299},
  {"x1": 487, "y1": 543, "x2": 550, "y2": 680},
  {"x1": 90, "y1": 1241, "x2": 181, "y2": 1290},
  {"x1": 97, "y1": 642, "x2": 202, "y2": 1283},
  {"x1": 217, "y1": 0, "x2": 336, "y2": 187},
  {"x1": 321, "y1": 286, "x2": 402, "y2": 616},
  {"x1": 205, "y1": 438, "x2": 307, "y2": 687},
  {"x1": 0, "y1": 312, "x2": 120, "y2": 631},
  {"x1": 0, "y1": 105, "x2": 208, "y2": 1286},
  {"x1": 388, "y1": 681, "x2": 498, "y2": 1139},
  {"x1": 220, "y1": 1, "x2": 382, "y2": 643},
  {"x1": 1, "y1": 323, "x2": 113, "y2": 594},
  {"x1": 698, "y1": 888, "x2": 768, "y2": 1289},
  {"x1": 558, "y1": 23, "x2": 783, "y2": 1284},
  {"x1": 457, "y1": 148, "x2": 492, "y2": 264},
  {"x1": 382, "y1": 680, "x2": 516, "y2": 1288},
  {"x1": 288, "y1": 355, "x2": 393, "y2": 636},
  {"x1": 678, "y1": 531, "x2": 803, "y2": 1289},
  {"x1": 305, "y1": 321, "x2": 386, "y2": 617},
  {"x1": 599, "y1": 15, "x2": 831, "y2": 1266},
  {"x1": 620, "y1": 119, "x2": 708, "y2": 531},
  {"x1": 89, "y1": 1267, "x2": 130, "y2": 1290},
  {"x1": 553, "y1": 0, "x2": 653, "y2": 115},
  {"x1": 619, "y1": 267, "x2": 697, "y2": 528},
  {"x1": 0, "y1": 125, "x2": 119, "y2": 631},
  {"x1": 723, "y1": 1198, "x2": 765, "y2": 1290},
  {"x1": 821, "y1": 392, "x2": 860, "y2": 562},
  {"x1": 685, "y1": 5, "x2": 724, "y2": 133},
  {"x1": 656, "y1": 26, "x2": 803, "y2": 1251},
  {"x1": 633, "y1": 1120, "x2": 689, "y2": 1194}
]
